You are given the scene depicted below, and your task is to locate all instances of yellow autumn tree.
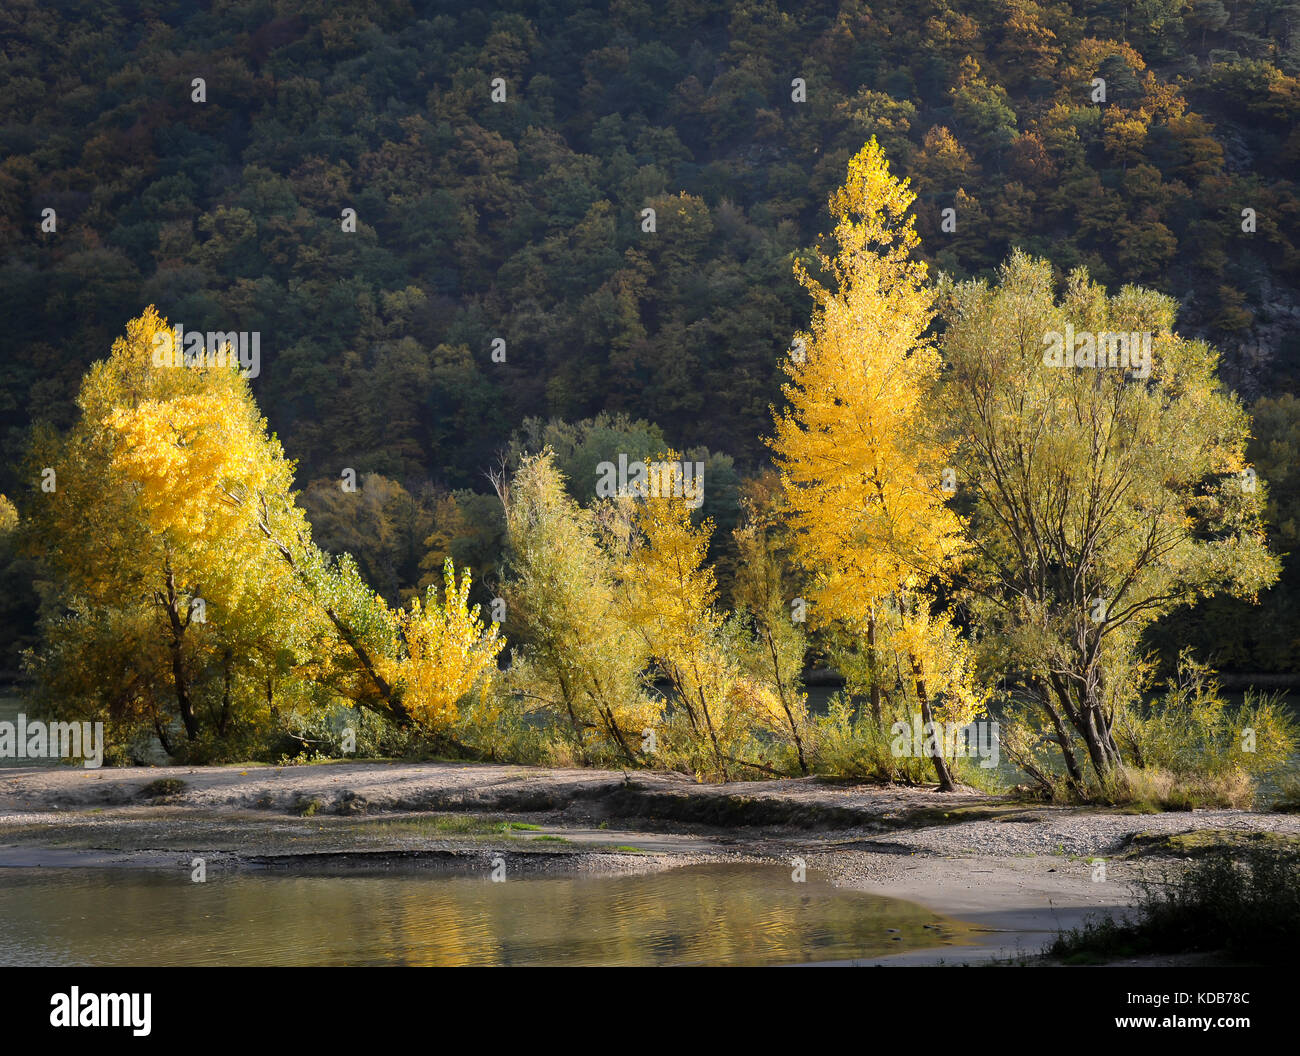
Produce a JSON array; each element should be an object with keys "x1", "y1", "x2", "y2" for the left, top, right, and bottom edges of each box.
[
  {"x1": 25, "y1": 309, "x2": 505, "y2": 756},
  {"x1": 729, "y1": 480, "x2": 811, "y2": 775},
  {"x1": 769, "y1": 139, "x2": 979, "y2": 790},
  {"x1": 24, "y1": 308, "x2": 320, "y2": 754},
  {"x1": 384, "y1": 558, "x2": 503, "y2": 731},
  {"x1": 613, "y1": 456, "x2": 776, "y2": 780}
]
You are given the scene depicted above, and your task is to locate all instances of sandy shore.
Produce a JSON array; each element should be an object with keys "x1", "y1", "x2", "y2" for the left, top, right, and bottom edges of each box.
[{"x1": 2, "y1": 759, "x2": 1296, "y2": 965}]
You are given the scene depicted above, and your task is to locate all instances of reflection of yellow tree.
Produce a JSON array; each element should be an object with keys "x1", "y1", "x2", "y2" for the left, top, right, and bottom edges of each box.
[{"x1": 2, "y1": 868, "x2": 974, "y2": 966}]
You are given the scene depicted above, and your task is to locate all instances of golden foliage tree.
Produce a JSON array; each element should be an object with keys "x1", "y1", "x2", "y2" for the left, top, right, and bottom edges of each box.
[
  {"x1": 496, "y1": 451, "x2": 657, "y2": 765},
  {"x1": 613, "y1": 456, "x2": 786, "y2": 780},
  {"x1": 25, "y1": 309, "x2": 502, "y2": 756},
  {"x1": 383, "y1": 558, "x2": 503, "y2": 731},
  {"x1": 25, "y1": 308, "x2": 317, "y2": 751},
  {"x1": 769, "y1": 139, "x2": 977, "y2": 790}
]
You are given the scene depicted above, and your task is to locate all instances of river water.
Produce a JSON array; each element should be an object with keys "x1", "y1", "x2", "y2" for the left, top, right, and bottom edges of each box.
[{"x1": 0, "y1": 863, "x2": 970, "y2": 966}]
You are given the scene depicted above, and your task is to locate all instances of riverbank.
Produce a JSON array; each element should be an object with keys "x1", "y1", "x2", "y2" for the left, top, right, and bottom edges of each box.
[{"x1": 2, "y1": 759, "x2": 1296, "y2": 965}]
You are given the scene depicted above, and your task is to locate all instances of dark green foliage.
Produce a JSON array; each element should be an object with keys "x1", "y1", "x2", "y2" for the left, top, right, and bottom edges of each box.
[{"x1": 2, "y1": 0, "x2": 1299, "y2": 675}]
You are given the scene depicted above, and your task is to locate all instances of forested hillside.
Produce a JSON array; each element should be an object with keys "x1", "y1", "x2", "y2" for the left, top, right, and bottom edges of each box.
[{"x1": 3, "y1": 0, "x2": 1299, "y2": 673}]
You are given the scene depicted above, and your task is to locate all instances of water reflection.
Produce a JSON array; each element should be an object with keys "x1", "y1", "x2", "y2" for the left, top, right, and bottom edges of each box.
[{"x1": 0, "y1": 864, "x2": 970, "y2": 966}]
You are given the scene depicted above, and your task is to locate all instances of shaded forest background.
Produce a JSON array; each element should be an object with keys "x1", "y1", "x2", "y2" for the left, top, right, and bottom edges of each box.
[{"x1": 2, "y1": 0, "x2": 1299, "y2": 677}]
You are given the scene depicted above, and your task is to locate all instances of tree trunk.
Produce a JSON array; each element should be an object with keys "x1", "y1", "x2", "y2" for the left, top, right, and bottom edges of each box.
[
  {"x1": 153, "y1": 717, "x2": 174, "y2": 757},
  {"x1": 1080, "y1": 700, "x2": 1123, "y2": 780},
  {"x1": 867, "y1": 612, "x2": 882, "y2": 730},
  {"x1": 556, "y1": 671, "x2": 588, "y2": 764},
  {"x1": 764, "y1": 627, "x2": 807, "y2": 774},
  {"x1": 1033, "y1": 677, "x2": 1084, "y2": 787},
  {"x1": 590, "y1": 673, "x2": 637, "y2": 765},
  {"x1": 1049, "y1": 667, "x2": 1123, "y2": 784},
  {"x1": 695, "y1": 682, "x2": 727, "y2": 779},
  {"x1": 246, "y1": 506, "x2": 405, "y2": 724},
  {"x1": 910, "y1": 654, "x2": 956, "y2": 792},
  {"x1": 219, "y1": 650, "x2": 232, "y2": 736},
  {"x1": 601, "y1": 705, "x2": 638, "y2": 765},
  {"x1": 162, "y1": 564, "x2": 198, "y2": 741}
]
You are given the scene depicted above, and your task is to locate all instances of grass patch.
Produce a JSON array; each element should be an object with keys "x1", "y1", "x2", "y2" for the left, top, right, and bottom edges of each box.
[
  {"x1": 529, "y1": 834, "x2": 570, "y2": 844},
  {"x1": 1272, "y1": 772, "x2": 1300, "y2": 813},
  {"x1": 1049, "y1": 849, "x2": 1300, "y2": 965},
  {"x1": 1121, "y1": 828, "x2": 1300, "y2": 859},
  {"x1": 292, "y1": 794, "x2": 322, "y2": 817},
  {"x1": 886, "y1": 803, "x2": 1026, "y2": 829},
  {"x1": 137, "y1": 778, "x2": 186, "y2": 799},
  {"x1": 356, "y1": 815, "x2": 543, "y2": 837}
]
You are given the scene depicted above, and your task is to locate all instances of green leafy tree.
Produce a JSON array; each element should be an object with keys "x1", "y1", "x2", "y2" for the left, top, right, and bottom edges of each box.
[
  {"x1": 940, "y1": 251, "x2": 1279, "y2": 785},
  {"x1": 494, "y1": 450, "x2": 657, "y2": 765}
]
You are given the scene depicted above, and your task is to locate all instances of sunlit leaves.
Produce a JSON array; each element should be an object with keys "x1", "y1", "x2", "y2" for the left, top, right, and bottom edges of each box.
[
  {"x1": 385, "y1": 559, "x2": 503, "y2": 731},
  {"x1": 771, "y1": 140, "x2": 968, "y2": 625}
]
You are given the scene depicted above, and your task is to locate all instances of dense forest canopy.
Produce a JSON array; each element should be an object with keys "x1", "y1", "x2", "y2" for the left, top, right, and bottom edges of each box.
[{"x1": 2, "y1": 0, "x2": 1299, "y2": 673}]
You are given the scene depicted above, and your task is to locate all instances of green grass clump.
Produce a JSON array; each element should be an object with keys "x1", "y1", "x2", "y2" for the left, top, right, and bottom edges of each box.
[
  {"x1": 138, "y1": 778, "x2": 186, "y2": 799},
  {"x1": 1049, "y1": 850, "x2": 1300, "y2": 965},
  {"x1": 357, "y1": 815, "x2": 547, "y2": 837}
]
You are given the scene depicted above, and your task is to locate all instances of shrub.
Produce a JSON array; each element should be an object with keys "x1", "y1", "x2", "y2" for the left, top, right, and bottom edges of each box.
[
  {"x1": 138, "y1": 778, "x2": 186, "y2": 799},
  {"x1": 1107, "y1": 652, "x2": 1298, "y2": 807},
  {"x1": 1050, "y1": 850, "x2": 1300, "y2": 964},
  {"x1": 806, "y1": 693, "x2": 938, "y2": 784}
]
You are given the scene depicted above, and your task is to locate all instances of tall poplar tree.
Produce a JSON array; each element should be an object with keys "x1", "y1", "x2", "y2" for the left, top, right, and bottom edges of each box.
[{"x1": 769, "y1": 140, "x2": 977, "y2": 791}]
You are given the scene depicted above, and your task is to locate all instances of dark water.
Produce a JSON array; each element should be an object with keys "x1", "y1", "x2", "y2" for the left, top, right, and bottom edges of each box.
[{"x1": 0, "y1": 864, "x2": 970, "y2": 966}]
